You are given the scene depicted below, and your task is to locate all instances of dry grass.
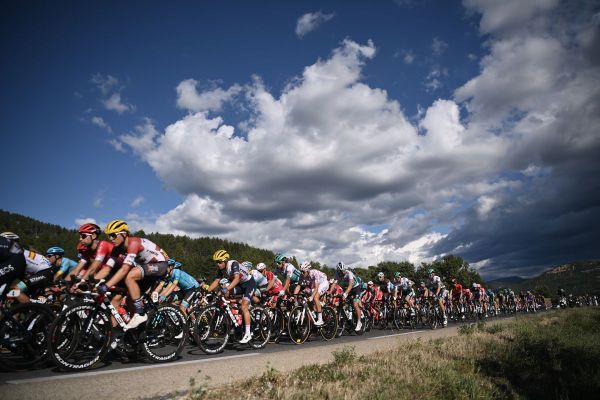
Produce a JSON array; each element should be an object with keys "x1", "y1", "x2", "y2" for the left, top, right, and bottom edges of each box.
[{"x1": 187, "y1": 308, "x2": 600, "y2": 400}]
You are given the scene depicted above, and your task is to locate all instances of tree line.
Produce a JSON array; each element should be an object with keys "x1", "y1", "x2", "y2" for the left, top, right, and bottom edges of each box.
[{"x1": 0, "y1": 209, "x2": 484, "y2": 285}]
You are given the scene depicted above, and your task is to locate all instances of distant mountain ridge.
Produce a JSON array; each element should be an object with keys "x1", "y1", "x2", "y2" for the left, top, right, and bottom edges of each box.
[{"x1": 488, "y1": 261, "x2": 600, "y2": 295}]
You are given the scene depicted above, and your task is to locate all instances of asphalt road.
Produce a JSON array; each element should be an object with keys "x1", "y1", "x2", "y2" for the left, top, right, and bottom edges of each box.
[{"x1": 0, "y1": 317, "x2": 513, "y2": 400}]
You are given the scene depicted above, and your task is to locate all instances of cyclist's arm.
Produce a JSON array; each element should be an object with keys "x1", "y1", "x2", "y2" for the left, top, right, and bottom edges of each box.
[
  {"x1": 265, "y1": 276, "x2": 275, "y2": 292},
  {"x1": 106, "y1": 263, "x2": 132, "y2": 287},
  {"x1": 66, "y1": 259, "x2": 87, "y2": 281},
  {"x1": 282, "y1": 276, "x2": 291, "y2": 293},
  {"x1": 207, "y1": 278, "x2": 220, "y2": 293},
  {"x1": 83, "y1": 259, "x2": 105, "y2": 280},
  {"x1": 160, "y1": 281, "x2": 178, "y2": 297},
  {"x1": 227, "y1": 273, "x2": 241, "y2": 291}
]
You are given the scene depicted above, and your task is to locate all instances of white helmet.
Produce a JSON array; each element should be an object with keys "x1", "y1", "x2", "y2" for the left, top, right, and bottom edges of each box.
[
  {"x1": 256, "y1": 262, "x2": 267, "y2": 271},
  {"x1": 336, "y1": 262, "x2": 346, "y2": 271},
  {"x1": 0, "y1": 232, "x2": 20, "y2": 241},
  {"x1": 329, "y1": 278, "x2": 335, "y2": 284},
  {"x1": 367, "y1": 281, "x2": 373, "y2": 285},
  {"x1": 300, "y1": 261, "x2": 311, "y2": 272},
  {"x1": 377, "y1": 272, "x2": 384, "y2": 278}
]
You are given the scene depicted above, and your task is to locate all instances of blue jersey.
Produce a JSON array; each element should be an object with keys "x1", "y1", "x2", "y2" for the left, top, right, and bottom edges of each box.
[
  {"x1": 58, "y1": 257, "x2": 79, "y2": 275},
  {"x1": 168, "y1": 269, "x2": 200, "y2": 290}
]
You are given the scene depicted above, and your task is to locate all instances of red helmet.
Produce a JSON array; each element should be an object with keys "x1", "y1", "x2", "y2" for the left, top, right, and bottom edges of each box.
[{"x1": 79, "y1": 223, "x2": 101, "y2": 235}]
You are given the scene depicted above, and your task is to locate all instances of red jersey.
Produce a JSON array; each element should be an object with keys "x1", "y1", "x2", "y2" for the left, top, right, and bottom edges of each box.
[
  {"x1": 264, "y1": 270, "x2": 283, "y2": 294},
  {"x1": 77, "y1": 240, "x2": 114, "y2": 268},
  {"x1": 452, "y1": 283, "x2": 463, "y2": 297}
]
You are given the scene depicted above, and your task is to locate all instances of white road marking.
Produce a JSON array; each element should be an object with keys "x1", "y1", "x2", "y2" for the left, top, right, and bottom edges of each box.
[
  {"x1": 5, "y1": 353, "x2": 260, "y2": 385},
  {"x1": 367, "y1": 330, "x2": 425, "y2": 340}
]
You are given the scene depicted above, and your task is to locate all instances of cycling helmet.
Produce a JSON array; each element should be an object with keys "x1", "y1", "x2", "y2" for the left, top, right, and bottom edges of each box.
[
  {"x1": 377, "y1": 272, "x2": 384, "y2": 278},
  {"x1": 394, "y1": 272, "x2": 401, "y2": 278},
  {"x1": 300, "y1": 261, "x2": 311, "y2": 271},
  {"x1": 427, "y1": 268, "x2": 435, "y2": 274},
  {"x1": 256, "y1": 262, "x2": 267, "y2": 271},
  {"x1": 336, "y1": 262, "x2": 346, "y2": 271},
  {"x1": 174, "y1": 261, "x2": 182, "y2": 269},
  {"x1": 168, "y1": 258, "x2": 176, "y2": 266},
  {"x1": 0, "y1": 232, "x2": 20, "y2": 241},
  {"x1": 274, "y1": 253, "x2": 287, "y2": 263},
  {"x1": 329, "y1": 278, "x2": 335, "y2": 284},
  {"x1": 104, "y1": 220, "x2": 129, "y2": 235},
  {"x1": 213, "y1": 250, "x2": 230, "y2": 261},
  {"x1": 472, "y1": 283, "x2": 478, "y2": 289},
  {"x1": 46, "y1": 246, "x2": 65, "y2": 256},
  {"x1": 241, "y1": 261, "x2": 253, "y2": 270},
  {"x1": 79, "y1": 223, "x2": 101, "y2": 235},
  {"x1": 219, "y1": 278, "x2": 229, "y2": 286},
  {"x1": 367, "y1": 281, "x2": 373, "y2": 285}
]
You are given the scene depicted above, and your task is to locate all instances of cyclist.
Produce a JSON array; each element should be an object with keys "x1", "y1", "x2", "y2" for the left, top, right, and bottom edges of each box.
[
  {"x1": 426, "y1": 268, "x2": 447, "y2": 326},
  {"x1": 0, "y1": 232, "x2": 26, "y2": 289},
  {"x1": 335, "y1": 262, "x2": 364, "y2": 332},
  {"x1": 255, "y1": 262, "x2": 283, "y2": 296},
  {"x1": 274, "y1": 253, "x2": 302, "y2": 296},
  {"x1": 69, "y1": 223, "x2": 115, "y2": 281},
  {"x1": 449, "y1": 278, "x2": 464, "y2": 317},
  {"x1": 376, "y1": 272, "x2": 394, "y2": 302},
  {"x1": 47, "y1": 247, "x2": 78, "y2": 282},
  {"x1": 299, "y1": 261, "x2": 328, "y2": 326},
  {"x1": 155, "y1": 259, "x2": 200, "y2": 316},
  {"x1": 394, "y1": 273, "x2": 416, "y2": 313},
  {"x1": 102, "y1": 220, "x2": 169, "y2": 330},
  {"x1": 326, "y1": 278, "x2": 343, "y2": 307},
  {"x1": 205, "y1": 250, "x2": 256, "y2": 344}
]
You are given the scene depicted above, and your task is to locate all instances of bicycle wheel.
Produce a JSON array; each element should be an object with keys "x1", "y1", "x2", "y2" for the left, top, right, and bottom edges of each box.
[
  {"x1": 318, "y1": 306, "x2": 338, "y2": 341},
  {"x1": 335, "y1": 309, "x2": 346, "y2": 338},
  {"x1": 248, "y1": 306, "x2": 271, "y2": 349},
  {"x1": 0, "y1": 302, "x2": 55, "y2": 371},
  {"x1": 141, "y1": 304, "x2": 187, "y2": 362},
  {"x1": 393, "y1": 308, "x2": 406, "y2": 330},
  {"x1": 193, "y1": 305, "x2": 230, "y2": 354},
  {"x1": 427, "y1": 307, "x2": 438, "y2": 330},
  {"x1": 48, "y1": 303, "x2": 112, "y2": 371},
  {"x1": 288, "y1": 306, "x2": 311, "y2": 344},
  {"x1": 268, "y1": 308, "x2": 285, "y2": 343}
]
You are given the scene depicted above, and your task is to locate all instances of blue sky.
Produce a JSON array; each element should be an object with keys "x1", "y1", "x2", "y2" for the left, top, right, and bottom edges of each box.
[{"x1": 2, "y1": 0, "x2": 599, "y2": 278}]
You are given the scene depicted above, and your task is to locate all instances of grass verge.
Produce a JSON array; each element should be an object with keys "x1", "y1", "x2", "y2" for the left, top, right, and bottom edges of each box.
[{"x1": 187, "y1": 308, "x2": 600, "y2": 399}]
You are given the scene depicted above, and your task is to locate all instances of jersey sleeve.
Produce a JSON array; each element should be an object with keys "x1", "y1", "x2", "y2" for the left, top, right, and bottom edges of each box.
[{"x1": 123, "y1": 237, "x2": 142, "y2": 266}]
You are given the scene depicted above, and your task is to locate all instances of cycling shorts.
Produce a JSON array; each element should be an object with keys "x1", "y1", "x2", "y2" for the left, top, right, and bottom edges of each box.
[
  {"x1": 317, "y1": 280, "x2": 329, "y2": 295},
  {"x1": 0, "y1": 254, "x2": 26, "y2": 286},
  {"x1": 136, "y1": 261, "x2": 168, "y2": 279},
  {"x1": 231, "y1": 278, "x2": 257, "y2": 302}
]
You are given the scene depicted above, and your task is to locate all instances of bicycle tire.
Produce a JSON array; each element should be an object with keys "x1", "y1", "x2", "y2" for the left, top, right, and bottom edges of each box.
[
  {"x1": 318, "y1": 306, "x2": 338, "y2": 341},
  {"x1": 140, "y1": 304, "x2": 187, "y2": 362},
  {"x1": 193, "y1": 305, "x2": 229, "y2": 354},
  {"x1": 47, "y1": 303, "x2": 112, "y2": 371},
  {"x1": 288, "y1": 306, "x2": 311, "y2": 344},
  {"x1": 0, "y1": 302, "x2": 55, "y2": 371}
]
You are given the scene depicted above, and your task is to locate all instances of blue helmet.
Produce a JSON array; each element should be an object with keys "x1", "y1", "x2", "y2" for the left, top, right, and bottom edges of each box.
[
  {"x1": 274, "y1": 253, "x2": 287, "y2": 263},
  {"x1": 174, "y1": 261, "x2": 182, "y2": 269},
  {"x1": 168, "y1": 258, "x2": 176, "y2": 266},
  {"x1": 46, "y1": 246, "x2": 65, "y2": 256}
]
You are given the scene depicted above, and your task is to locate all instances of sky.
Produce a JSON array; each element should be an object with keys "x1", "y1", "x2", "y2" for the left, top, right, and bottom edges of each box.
[{"x1": 1, "y1": 0, "x2": 599, "y2": 279}]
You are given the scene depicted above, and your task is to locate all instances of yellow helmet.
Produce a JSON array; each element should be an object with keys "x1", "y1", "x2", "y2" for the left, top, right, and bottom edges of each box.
[
  {"x1": 105, "y1": 220, "x2": 130, "y2": 235},
  {"x1": 212, "y1": 250, "x2": 230, "y2": 262}
]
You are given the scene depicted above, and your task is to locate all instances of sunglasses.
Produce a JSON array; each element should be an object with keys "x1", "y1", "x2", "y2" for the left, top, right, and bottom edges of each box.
[{"x1": 79, "y1": 233, "x2": 93, "y2": 239}]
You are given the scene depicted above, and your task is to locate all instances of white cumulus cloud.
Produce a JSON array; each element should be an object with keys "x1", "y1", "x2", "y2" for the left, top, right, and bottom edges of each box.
[{"x1": 295, "y1": 11, "x2": 335, "y2": 38}]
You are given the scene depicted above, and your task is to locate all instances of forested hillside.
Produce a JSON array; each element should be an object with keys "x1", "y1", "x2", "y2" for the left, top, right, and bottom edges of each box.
[{"x1": 0, "y1": 209, "x2": 484, "y2": 284}]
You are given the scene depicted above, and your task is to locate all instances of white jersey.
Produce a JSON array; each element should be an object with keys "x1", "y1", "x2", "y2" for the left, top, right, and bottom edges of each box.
[
  {"x1": 308, "y1": 269, "x2": 328, "y2": 285},
  {"x1": 24, "y1": 250, "x2": 52, "y2": 274},
  {"x1": 250, "y1": 269, "x2": 268, "y2": 287}
]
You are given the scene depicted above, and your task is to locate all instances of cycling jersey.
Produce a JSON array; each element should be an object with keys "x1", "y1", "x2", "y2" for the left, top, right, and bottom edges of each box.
[
  {"x1": 396, "y1": 277, "x2": 413, "y2": 293},
  {"x1": 121, "y1": 237, "x2": 168, "y2": 266},
  {"x1": 250, "y1": 269, "x2": 268, "y2": 287},
  {"x1": 218, "y1": 260, "x2": 252, "y2": 283},
  {"x1": 23, "y1": 250, "x2": 52, "y2": 274},
  {"x1": 263, "y1": 270, "x2": 283, "y2": 293},
  {"x1": 308, "y1": 269, "x2": 328, "y2": 285},
  {"x1": 168, "y1": 268, "x2": 200, "y2": 290},
  {"x1": 77, "y1": 240, "x2": 114, "y2": 267},
  {"x1": 336, "y1": 270, "x2": 363, "y2": 289},
  {"x1": 276, "y1": 262, "x2": 301, "y2": 283},
  {"x1": 57, "y1": 257, "x2": 79, "y2": 276},
  {"x1": 377, "y1": 278, "x2": 394, "y2": 293},
  {"x1": 452, "y1": 283, "x2": 463, "y2": 297},
  {"x1": 427, "y1": 275, "x2": 445, "y2": 291}
]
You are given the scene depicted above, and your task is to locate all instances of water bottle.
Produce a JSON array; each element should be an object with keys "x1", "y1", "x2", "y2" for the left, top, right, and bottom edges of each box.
[{"x1": 118, "y1": 307, "x2": 131, "y2": 323}]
